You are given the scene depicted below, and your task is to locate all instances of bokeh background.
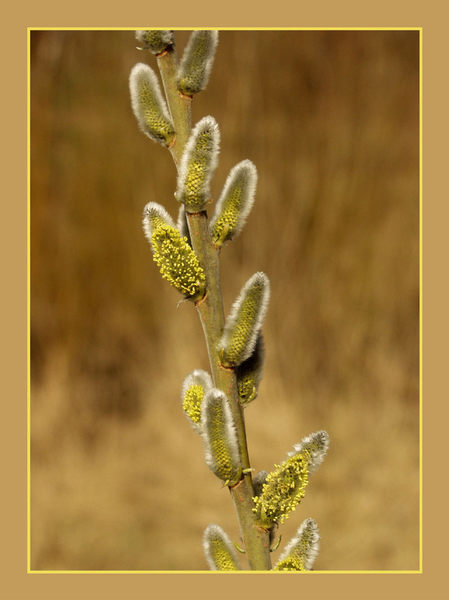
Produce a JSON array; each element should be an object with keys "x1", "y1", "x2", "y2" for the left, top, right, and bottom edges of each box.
[{"x1": 30, "y1": 30, "x2": 419, "y2": 571}]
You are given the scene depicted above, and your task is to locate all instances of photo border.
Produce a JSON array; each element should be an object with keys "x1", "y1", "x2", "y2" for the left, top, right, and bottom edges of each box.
[
  {"x1": 27, "y1": 24, "x2": 423, "y2": 577},
  {"x1": 4, "y1": 3, "x2": 442, "y2": 597}
]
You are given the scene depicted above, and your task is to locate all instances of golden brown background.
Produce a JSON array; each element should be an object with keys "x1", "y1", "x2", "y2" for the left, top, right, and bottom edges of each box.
[{"x1": 30, "y1": 30, "x2": 419, "y2": 571}]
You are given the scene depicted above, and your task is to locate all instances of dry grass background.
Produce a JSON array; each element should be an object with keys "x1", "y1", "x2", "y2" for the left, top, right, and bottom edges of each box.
[{"x1": 30, "y1": 30, "x2": 419, "y2": 571}]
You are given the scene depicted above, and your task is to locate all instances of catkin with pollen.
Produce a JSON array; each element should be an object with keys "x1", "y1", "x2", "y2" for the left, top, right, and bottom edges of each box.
[
  {"x1": 253, "y1": 431, "x2": 329, "y2": 528},
  {"x1": 150, "y1": 224, "x2": 206, "y2": 301},
  {"x1": 181, "y1": 369, "x2": 213, "y2": 432},
  {"x1": 274, "y1": 518, "x2": 320, "y2": 571}
]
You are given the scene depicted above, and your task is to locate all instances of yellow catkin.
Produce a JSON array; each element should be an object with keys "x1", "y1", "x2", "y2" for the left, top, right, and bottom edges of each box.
[
  {"x1": 182, "y1": 384, "x2": 204, "y2": 424},
  {"x1": 146, "y1": 208, "x2": 171, "y2": 232},
  {"x1": 177, "y1": 116, "x2": 219, "y2": 213},
  {"x1": 212, "y1": 186, "x2": 242, "y2": 243},
  {"x1": 209, "y1": 538, "x2": 239, "y2": 570},
  {"x1": 253, "y1": 453, "x2": 310, "y2": 528},
  {"x1": 129, "y1": 64, "x2": 175, "y2": 146},
  {"x1": 202, "y1": 390, "x2": 241, "y2": 486},
  {"x1": 203, "y1": 524, "x2": 241, "y2": 571},
  {"x1": 139, "y1": 81, "x2": 174, "y2": 144},
  {"x1": 210, "y1": 160, "x2": 257, "y2": 247},
  {"x1": 177, "y1": 31, "x2": 218, "y2": 95},
  {"x1": 143, "y1": 202, "x2": 175, "y2": 249},
  {"x1": 253, "y1": 432, "x2": 329, "y2": 528},
  {"x1": 183, "y1": 132, "x2": 213, "y2": 209},
  {"x1": 210, "y1": 437, "x2": 237, "y2": 482},
  {"x1": 151, "y1": 224, "x2": 205, "y2": 300},
  {"x1": 274, "y1": 518, "x2": 320, "y2": 571},
  {"x1": 181, "y1": 369, "x2": 212, "y2": 433},
  {"x1": 219, "y1": 272, "x2": 269, "y2": 368},
  {"x1": 275, "y1": 557, "x2": 304, "y2": 571}
]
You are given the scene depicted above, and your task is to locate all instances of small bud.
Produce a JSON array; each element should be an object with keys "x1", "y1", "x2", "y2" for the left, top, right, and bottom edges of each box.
[
  {"x1": 203, "y1": 524, "x2": 241, "y2": 571},
  {"x1": 176, "y1": 204, "x2": 191, "y2": 245},
  {"x1": 176, "y1": 116, "x2": 220, "y2": 213},
  {"x1": 201, "y1": 389, "x2": 242, "y2": 486},
  {"x1": 151, "y1": 224, "x2": 206, "y2": 301},
  {"x1": 218, "y1": 272, "x2": 270, "y2": 368},
  {"x1": 135, "y1": 30, "x2": 174, "y2": 55},
  {"x1": 236, "y1": 333, "x2": 265, "y2": 406},
  {"x1": 252, "y1": 470, "x2": 268, "y2": 497},
  {"x1": 210, "y1": 160, "x2": 257, "y2": 247},
  {"x1": 177, "y1": 31, "x2": 219, "y2": 96},
  {"x1": 181, "y1": 369, "x2": 213, "y2": 432},
  {"x1": 274, "y1": 518, "x2": 320, "y2": 571},
  {"x1": 143, "y1": 202, "x2": 175, "y2": 248},
  {"x1": 253, "y1": 431, "x2": 329, "y2": 528},
  {"x1": 129, "y1": 63, "x2": 175, "y2": 147}
]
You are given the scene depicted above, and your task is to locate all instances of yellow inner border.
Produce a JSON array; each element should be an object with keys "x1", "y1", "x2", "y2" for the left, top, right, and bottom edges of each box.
[{"x1": 27, "y1": 26, "x2": 423, "y2": 575}]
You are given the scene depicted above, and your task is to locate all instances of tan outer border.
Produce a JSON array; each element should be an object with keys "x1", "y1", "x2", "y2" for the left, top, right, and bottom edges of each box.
[
  {"x1": 2, "y1": 1, "x2": 444, "y2": 597},
  {"x1": 26, "y1": 24, "x2": 423, "y2": 578}
]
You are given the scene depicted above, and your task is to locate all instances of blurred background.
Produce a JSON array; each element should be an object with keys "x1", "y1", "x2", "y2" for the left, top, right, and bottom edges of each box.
[{"x1": 30, "y1": 30, "x2": 419, "y2": 571}]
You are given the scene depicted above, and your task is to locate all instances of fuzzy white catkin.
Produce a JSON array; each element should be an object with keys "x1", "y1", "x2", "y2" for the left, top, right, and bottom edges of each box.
[
  {"x1": 201, "y1": 389, "x2": 241, "y2": 485},
  {"x1": 135, "y1": 30, "x2": 174, "y2": 54},
  {"x1": 203, "y1": 523, "x2": 241, "y2": 571},
  {"x1": 177, "y1": 31, "x2": 219, "y2": 95},
  {"x1": 129, "y1": 63, "x2": 175, "y2": 146},
  {"x1": 176, "y1": 116, "x2": 220, "y2": 212},
  {"x1": 275, "y1": 518, "x2": 320, "y2": 571},
  {"x1": 218, "y1": 272, "x2": 270, "y2": 367},
  {"x1": 210, "y1": 159, "x2": 258, "y2": 246}
]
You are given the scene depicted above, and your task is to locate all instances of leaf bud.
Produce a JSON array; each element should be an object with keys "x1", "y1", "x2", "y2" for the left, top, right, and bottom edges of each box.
[
  {"x1": 252, "y1": 470, "x2": 268, "y2": 497},
  {"x1": 236, "y1": 333, "x2": 265, "y2": 406}
]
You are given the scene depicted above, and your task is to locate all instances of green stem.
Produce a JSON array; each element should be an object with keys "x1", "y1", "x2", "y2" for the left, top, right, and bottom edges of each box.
[{"x1": 157, "y1": 46, "x2": 271, "y2": 571}]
